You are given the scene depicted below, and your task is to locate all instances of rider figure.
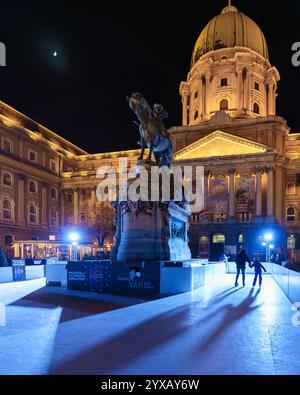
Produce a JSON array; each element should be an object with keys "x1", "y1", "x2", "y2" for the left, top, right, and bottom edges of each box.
[{"x1": 153, "y1": 104, "x2": 169, "y2": 138}]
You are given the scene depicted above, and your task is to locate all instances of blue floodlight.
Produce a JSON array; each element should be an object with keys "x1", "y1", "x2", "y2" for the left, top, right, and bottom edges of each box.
[
  {"x1": 69, "y1": 232, "x2": 79, "y2": 243},
  {"x1": 262, "y1": 242, "x2": 267, "y2": 247},
  {"x1": 269, "y1": 244, "x2": 274, "y2": 250},
  {"x1": 264, "y1": 233, "x2": 273, "y2": 242}
]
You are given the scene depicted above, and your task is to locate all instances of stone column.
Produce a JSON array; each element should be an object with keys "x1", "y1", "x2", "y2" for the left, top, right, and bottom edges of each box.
[
  {"x1": 42, "y1": 182, "x2": 48, "y2": 226},
  {"x1": 228, "y1": 168, "x2": 236, "y2": 218},
  {"x1": 73, "y1": 188, "x2": 79, "y2": 225},
  {"x1": 182, "y1": 94, "x2": 188, "y2": 126},
  {"x1": 243, "y1": 69, "x2": 249, "y2": 110},
  {"x1": 267, "y1": 166, "x2": 274, "y2": 217},
  {"x1": 17, "y1": 174, "x2": 26, "y2": 226},
  {"x1": 275, "y1": 166, "x2": 283, "y2": 223},
  {"x1": 255, "y1": 167, "x2": 263, "y2": 217},
  {"x1": 268, "y1": 81, "x2": 275, "y2": 116},
  {"x1": 60, "y1": 189, "x2": 65, "y2": 227},
  {"x1": 202, "y1": 77, "x2": 206, "y2": 116},
  {"x1": 198, "y1": 77, "x2": 203, "y2": 117},
  {"x1": 205, "y1": 74, "x2": 212, "y2": 116},
  {"x1": 236, "y1": 69, "x2": 243, "y2": 114}
]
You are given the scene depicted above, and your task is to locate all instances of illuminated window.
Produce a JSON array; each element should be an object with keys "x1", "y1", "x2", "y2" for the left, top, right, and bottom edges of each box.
[
  {"x1": 287, "y1": 236, "x2": 296, "y2": 250},
  {"x1": 213, "y1": 233, "x2": 225, "y2": 244},
  {"x1": 29, "y1": 180, "x2": 37, "y2": 193},
  {"x1": 238, "y1": 234, "x2": 244, "y2": 244},
  {"x1": 2, "y1": 172, "x2": 12, "y2": 187},
  {"x1": 221, "y1": 78, "x2": 228, "y2": 87},
  {"x1": 28, "y1": 149, "x2": 38, "y2": 163},
  {"x1": 194, "y1": 111, "x2": 199, "y2": 120},
  {"x1": 29, "y1": 204, "x2": 38, "y2": 224},
  {"x1": 2, "y1": 138, "x2": 12, "y2": 153},
  {"x1": 254, "y1": 82, "x2": 260, "y2": 91},
  {"x1": 287, "y1": 207, "x2": 296, "y2": 222},
  {"x1": 220, "y1": 99, "x2": 228, "y2": 110},
  {"x1": 286, "y1": 182, "x2": 296, "y2": 195},
  {"x1": 2, "y1": 199, "x2": 13, "y2": 220},
  {"x1": 253, "y1": 102, "x2": 260, "y2": 114},
  {"x1": 50, "y1": 188, "x2": 57, "y2": 199}
]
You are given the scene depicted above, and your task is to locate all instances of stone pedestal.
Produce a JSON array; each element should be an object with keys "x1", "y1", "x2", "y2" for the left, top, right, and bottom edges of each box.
[{"x1": 116, "y1": 200, "x2": 191, "y2": 262}]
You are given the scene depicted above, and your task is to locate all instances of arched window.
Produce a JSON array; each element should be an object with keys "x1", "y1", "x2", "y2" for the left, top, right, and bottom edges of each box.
[
  {"x1": 2, "y1": 199, "x2": 13, "y2": 220},
  {"x1": 194, "y1": 91, "x2": 198, "y2": 99},
  {"x1": 286, "y1": 182, "x2": 296, "y2": 195},
  {"x1": 238, "y1": 234, "x2": 244, "y2": 244},
  {"x1": 221, "y1": 78, "x2": 228, "y2": 87},
  {"x1": 50, "y1": 188, "x2": 57, "y2": 199},
  {"x1": 29, "y1": 180, "x2": 37, "y2": 193},
  {"x1": 220, "y1": 99, "x2": 228, "y2": 110},
  {"x1": 253, "y1": 102, "x2": 260, "y2": 114},
  {"x1": 29, "y1": 204, "x2": 38, "y2": 224},
  {"x1": 287, "y1": 236, "x2": 296, "y2": 250},
  {"x1": 194, "y1": 111, "x2": 199, "y2": 120},
  {"x1": 254, "y1": 82, "x2": 260, "y2": 91},
  {"x1": 80, "y1": 213, "x2": 86, "y2": 223},
  {"x1": 287, "y1": 207, "x2": 296, "y2": 222},
  {"x1": 50, "y1": 209, "x2": 58, "y2": 227},
  {"x1": 2, "y1": 172, "x2": 12, "y2": 187},
  {"x1": 213, "y1": 233, "x2": 226, "y2": 244},
  {"x1": 68, "y1": 193, "x2": 73, "y2": 204}
]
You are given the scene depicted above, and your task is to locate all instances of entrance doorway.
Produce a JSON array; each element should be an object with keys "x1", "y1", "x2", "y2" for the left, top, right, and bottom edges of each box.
[{"x1": 211, "y1": 233, "x2": 225, "y2": 261}]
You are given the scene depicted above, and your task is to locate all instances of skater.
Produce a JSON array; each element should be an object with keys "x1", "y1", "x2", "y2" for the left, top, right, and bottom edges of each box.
[
  {"x1": 250, "y1": 257, "x2": 267, "y2": 287},
  {"x1": 235, "y1": 249, "x2": 251, "y2": 287}
]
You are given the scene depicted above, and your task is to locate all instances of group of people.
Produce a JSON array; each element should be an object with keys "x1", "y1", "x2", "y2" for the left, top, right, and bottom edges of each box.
[{"x1": 235, "y1": 249, "x2": 267, "y2": 288}]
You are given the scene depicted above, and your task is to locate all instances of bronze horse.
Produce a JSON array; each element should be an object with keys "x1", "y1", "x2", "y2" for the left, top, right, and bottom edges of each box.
[{"x1": 127, "y1": 93, "x2": 173, "y2": 167}]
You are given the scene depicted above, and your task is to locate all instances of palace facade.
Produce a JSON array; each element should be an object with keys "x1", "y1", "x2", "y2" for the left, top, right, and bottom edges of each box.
[{"x1": 1, "y1": 3, "x2": 300, "y2": 261}]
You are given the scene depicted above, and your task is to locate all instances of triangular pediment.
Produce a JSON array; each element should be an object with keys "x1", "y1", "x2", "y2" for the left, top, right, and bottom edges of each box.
[{"x1": 174, "y1": 130, "x2": 272, "y2": 160}]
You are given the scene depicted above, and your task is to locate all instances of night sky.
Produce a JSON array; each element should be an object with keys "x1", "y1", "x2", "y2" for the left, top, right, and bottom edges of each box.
[{"x1": 0, "y1": 0, "x2": 300, "y2": 154}]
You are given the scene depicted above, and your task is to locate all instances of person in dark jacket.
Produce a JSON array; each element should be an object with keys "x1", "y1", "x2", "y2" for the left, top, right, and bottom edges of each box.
[
  {"x1": 235, "y1": 249, "x2": 251, "y2": 287},
  {"x1": 250, "y1": 257, "x2": 267, "y2": 287}
]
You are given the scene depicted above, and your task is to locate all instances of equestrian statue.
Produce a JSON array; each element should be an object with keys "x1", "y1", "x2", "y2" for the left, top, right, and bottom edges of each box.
[{"x1": 127, "y1": 92, "x2": 173, "y2": 167}]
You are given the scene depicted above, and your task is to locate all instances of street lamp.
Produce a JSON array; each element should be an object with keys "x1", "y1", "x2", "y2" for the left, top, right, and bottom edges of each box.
[
  {"x1": 263, "y1": 233, "x2": 274, "y2": 263},
  {"x1": 69, "y1": 232, "x2": 79, "y2": 261}
]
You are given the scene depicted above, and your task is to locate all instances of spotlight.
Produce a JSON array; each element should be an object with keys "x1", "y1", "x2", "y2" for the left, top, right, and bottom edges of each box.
[
  {"x1": 264, "y1": 233, "x2": 273, "y2": 242},
  {"x1": 69, "y1": 232, "x2": 79, "y2": 243}
]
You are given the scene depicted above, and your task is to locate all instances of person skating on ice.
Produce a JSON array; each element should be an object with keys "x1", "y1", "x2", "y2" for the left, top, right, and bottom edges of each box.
[{"x1": 250, "y1": 257, "x2": 267, "y2": 287}]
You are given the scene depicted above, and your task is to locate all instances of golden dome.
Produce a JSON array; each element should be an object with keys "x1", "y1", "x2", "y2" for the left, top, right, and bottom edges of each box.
[{"x1": 191, "y1": 4, "x2": 269, "y2": 66}]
